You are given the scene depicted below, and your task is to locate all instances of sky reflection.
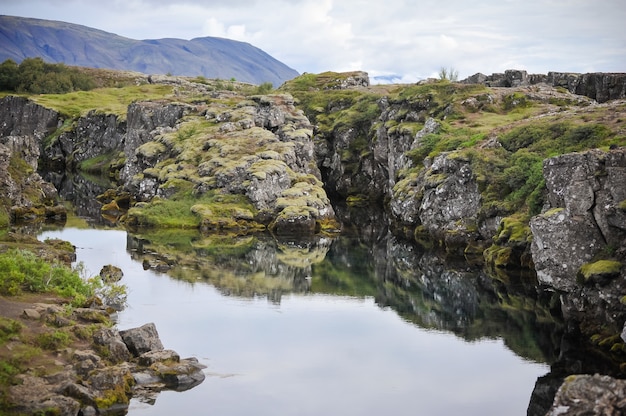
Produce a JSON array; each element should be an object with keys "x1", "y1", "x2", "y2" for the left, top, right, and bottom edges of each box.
[{"x1": 39, "y1": 228, "x2": 548, "y2": 416}]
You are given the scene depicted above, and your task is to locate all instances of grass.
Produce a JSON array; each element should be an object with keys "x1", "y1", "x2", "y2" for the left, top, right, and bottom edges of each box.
[
  {"x1": 126, "y1": 189, "x2": 259, "y2": 230},
  {"x1": 0, "y1": 249, "x2": 92, "y2": 303},
  {"x1": 29, "y1": 84, "x2": 174, "y2": 119}
]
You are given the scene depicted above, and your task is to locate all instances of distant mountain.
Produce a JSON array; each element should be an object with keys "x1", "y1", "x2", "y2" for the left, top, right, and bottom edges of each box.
[{"x1": 0, "y1": 15, "x2": 299, "y2": 86}]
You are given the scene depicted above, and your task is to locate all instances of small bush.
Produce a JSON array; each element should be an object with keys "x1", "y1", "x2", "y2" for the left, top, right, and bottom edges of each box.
[
  {"x1": 0, "y1": 249, "x2": 92, "y2": 302},
  {"x1": 35, "y1": 330, "x2": 71, "y2": 350}
]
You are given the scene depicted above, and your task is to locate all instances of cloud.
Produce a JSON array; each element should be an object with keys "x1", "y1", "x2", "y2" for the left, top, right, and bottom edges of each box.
[{"x1": 2, "y1": 0, "x2": 625, "y2": 80}]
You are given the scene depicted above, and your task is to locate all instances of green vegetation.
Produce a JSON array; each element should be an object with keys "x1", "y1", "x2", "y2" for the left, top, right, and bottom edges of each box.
[
  {"x1": 438, "y1": 67, "x2": 459, "y2": 82},
  {"x1": 30, "y1": 83, "x2": 174, "y2": 118},
  {"x1": 0, "y1": 249, "x2": 92, "y2": 302},
  {"x1": 0, "y1": 248, "x2": 126, "y2": 308},
  {"x1": 0, "y1": 58, "x2": 96, "y2": 94},
  {"x1": 127, "y1": 189, "x2": 259, "y2": 230},
  {"x1": 578, "y1": 260, "x2": 622, "y2": 284}
]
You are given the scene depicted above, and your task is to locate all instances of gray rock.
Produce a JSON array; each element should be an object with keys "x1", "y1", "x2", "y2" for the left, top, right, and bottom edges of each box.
[
  {"x1": 461, "y1": 70, "x2": 626, "y2": 103},
  {"x1": 530, "y1": 148, "x2": 626, "y2": 293},
  {"x1": 138, "y1": 349, "x2": 180, "y2": 366},
  {"x1": 119, "y1": 323, "x2": 164, "y2": 356},
  {"x1": 22, "y1": 308, "x2": 41, "y2": 320},
  {"x1": 93, "y1": 327, "x2": 132, "y2": 363},
  {"x1": 99, "y1": 264, "x2": 124, "y2": 283}
]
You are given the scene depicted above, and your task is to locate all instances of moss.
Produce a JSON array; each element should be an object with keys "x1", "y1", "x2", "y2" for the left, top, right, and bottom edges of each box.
[
  {"x1": 413, "y1": 225, "x2": 435, "y2": 249},
  {"x1": 577, "y1": 260, "x2": 623, "y2": 284},
  {"x1": 494, "y1": 216, "x2": 531, "y2": 245},
  {"x1": 540, "y1": 207, "x2": 565, "y2": 218},
  {"x1": 94, "y1": 384, "x2": 131, "y2": 409},
  {"x1": 78, "y1": 151, "x2": 119, "y2": 174},
  {"x1": 346, "y1": 195, "x2": 370, "y2": 207},
  {"x1": 484, "y1": 245, "x2": 513, "y2": 268},
  {"x1": 619, "y1": 199, "x2": 626, "y2": 211},
  {"x1": 136, "y1": 141, "x2": 167, "y2": 159}
]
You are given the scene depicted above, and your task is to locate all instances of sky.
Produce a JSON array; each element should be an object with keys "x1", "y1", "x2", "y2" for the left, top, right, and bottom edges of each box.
[{"x1": 2, "y1": 0, "x2": 625, "y2": 83}]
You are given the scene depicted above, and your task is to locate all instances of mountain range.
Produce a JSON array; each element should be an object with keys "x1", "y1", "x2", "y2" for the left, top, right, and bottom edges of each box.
[{"x1": 0, "y1": 15, "x2": 299, "y2": 86}]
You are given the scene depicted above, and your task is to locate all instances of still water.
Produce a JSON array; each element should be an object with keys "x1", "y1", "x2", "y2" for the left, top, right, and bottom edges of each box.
[{"x1": 39, "y1": 226, "x2": 552, "y2": 415}]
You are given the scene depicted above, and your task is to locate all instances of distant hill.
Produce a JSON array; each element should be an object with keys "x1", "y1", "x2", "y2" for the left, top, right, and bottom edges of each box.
[{"x1": 0, "y1": 15, "x2": 299, "y2": 86}]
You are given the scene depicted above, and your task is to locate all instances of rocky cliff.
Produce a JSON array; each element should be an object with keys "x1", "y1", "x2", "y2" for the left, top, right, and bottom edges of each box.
[
  {"x1": 531, "y1": 148, "x2": 626, "y2": 332},
  {"x1": 0, "y1": 96, "x2": 64, "y2": 223},
  {"x1": 462, "y1": 69, "x2": 626, "y2": 103},
  {"x1": 1, "y1": 76, "x2": 338, "y2": 235}
]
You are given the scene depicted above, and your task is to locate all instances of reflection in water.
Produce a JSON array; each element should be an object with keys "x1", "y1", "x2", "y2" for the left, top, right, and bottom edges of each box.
[
  {"x1": 39, "y1": 223, "x2": 563, "y2": 415},
  {"x1": 127, "y1": 227, "x2": 563, "y2": 366},
  {"x1": 35, "y1": 177, "x2": 570, "y2": 415}
]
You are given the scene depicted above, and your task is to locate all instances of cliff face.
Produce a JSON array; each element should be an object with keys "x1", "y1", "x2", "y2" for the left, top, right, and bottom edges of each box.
[
  {"x1": 530, "y1": 148, "x2": 626, "y2": 329},
  {"x1": 0, "y1": 96, "x2": 62, "y2": 221},
  {"x1": 462, "y1": 69, "x2": 626, "y2": 103}
]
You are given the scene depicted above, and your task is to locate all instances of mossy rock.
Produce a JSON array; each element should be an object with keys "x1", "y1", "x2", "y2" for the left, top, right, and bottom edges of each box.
[
  {"x1": 494, "y1": 216, "x2": 531, "y2": 246},
  {"x1": 136, "y1": 141, "x2": 167, "y2": 159},
  {"x1": 619, "y1": 199, "x2": 626, "y2": 211},
  {"x1": 577, "y1": 260, "x2": 623, "y2": 285},
  {"x1": 270, "y1": 206, "x2": 317, "y2": 235}
]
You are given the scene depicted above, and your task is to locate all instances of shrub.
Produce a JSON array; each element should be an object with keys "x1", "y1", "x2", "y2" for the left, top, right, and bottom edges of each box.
[
  {"x1": 35, "y1": 330, "x2": 71, "y2": 350},
  {"x1": 0, "y1": 57, "x2": 96, "y2": 94},
  {"x1": 0, "y1": 249, "x2": 92, "y2": 302}
]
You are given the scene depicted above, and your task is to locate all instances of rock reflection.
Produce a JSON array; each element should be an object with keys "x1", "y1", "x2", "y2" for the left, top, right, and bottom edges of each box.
[{"x1": 125, "y1": 225, "x2": 563, "y2": 366}]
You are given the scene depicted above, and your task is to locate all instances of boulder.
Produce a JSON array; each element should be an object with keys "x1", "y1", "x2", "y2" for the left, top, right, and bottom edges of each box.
[
  {"x1": 99, "y1": 264, "x2": 124, "y2": 283},
  {"x1": 93, "y1": 327, "x2": 132, "y2": 363},
  {"x1": 119, "y1": 322, "x2": 164, "y2": 356}
]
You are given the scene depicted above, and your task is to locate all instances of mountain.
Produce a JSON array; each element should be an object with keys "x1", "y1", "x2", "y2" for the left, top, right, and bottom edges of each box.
[{"x1": 0, "y1": 15, "x2": 299, "y2": 86}]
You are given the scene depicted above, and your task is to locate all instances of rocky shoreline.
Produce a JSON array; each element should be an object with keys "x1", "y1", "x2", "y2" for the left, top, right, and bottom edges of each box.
[{"x1": 5, "y1": 296, "x2": 205, "y2": 415}]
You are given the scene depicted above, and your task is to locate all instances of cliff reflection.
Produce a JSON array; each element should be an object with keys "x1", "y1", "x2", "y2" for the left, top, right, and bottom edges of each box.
[{"x1": 126, "y1": 227, "x2": 563, "y2": 365}]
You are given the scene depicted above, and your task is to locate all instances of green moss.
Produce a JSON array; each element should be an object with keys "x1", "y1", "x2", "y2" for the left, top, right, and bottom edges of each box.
[
  {"x1": 494, "y1": 216, "x2": 531, "y2": 245},
  {"x1": 0, "y1": 318, "x2": 22, "y2": 345},
  {"x1": 30, "y1": 84, "x2": 174, "y2": 119},
  {"x1": 619, "y1": 200, "x2": 626, "y2": 211},
  {"x1": 35, "y1": 329, "x2": 71, "y2": 350},
  {"x1": 577, "y1": 260, "x2": 622, "y2": 283},
  {"x1": 136, "y1": 141, "x2": 167, "y2": 159},
  {"x1": 484, "y1": 245, "x2": 513, "y2": 268},
  {"x1": 78, "y1": 151, "x2": 120, "y2": 174}
]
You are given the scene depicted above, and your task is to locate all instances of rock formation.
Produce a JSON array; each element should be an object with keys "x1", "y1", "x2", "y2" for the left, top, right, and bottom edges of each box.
[
  {"x1": 462, "y1": 69, "x2": 626, "y2": 103},
  {"x1": 530, "y1": 148, "x2": 626, "y2": 329},
  {"x1": 0, "y1": 96, "x2": 65, "y2": 222}
]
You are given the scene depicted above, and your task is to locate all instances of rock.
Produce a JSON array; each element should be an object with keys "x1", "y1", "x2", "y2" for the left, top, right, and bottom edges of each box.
[
  {"x1": 531, "y1": 148, "x2": 626, "y2": 292},
  {"x1": 99, "y1": 264, "x2": 124, "y2": 283},
  {"x1": 22, "y1": 308, "x2": 41, "y2": 320},
  {"x1": 9, "y1": 374, "x2": 81, "y2": 416},
  {"x1": 461, "y1": 70, "x2": 626, "y2": 103},
  {"x1": 119, "y1": 323, "x2": 164, "y2": 356},
  {"x1": 73, "y1": 349, "x2": 103, "y2": 376},
  {"x1": 138, "y1": 349, "x2": 180, "y2": 366},
  {"x1": 546, "y1": 374, "x2": 626, "y2": 415},
  {"x1": 93, "y1": 327, "x2": 132, "y2": 363},
  {"x1": 530, "y1": 147, "x2": 626, "y2": 338},
  {"x1": 153, "y1": 357, "x2": 206, "y2": 390}
]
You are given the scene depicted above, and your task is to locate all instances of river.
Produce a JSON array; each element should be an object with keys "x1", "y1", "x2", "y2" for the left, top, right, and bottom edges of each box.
[{"x1": 38, "y1": 220, "x2": 558, "y2": 415}]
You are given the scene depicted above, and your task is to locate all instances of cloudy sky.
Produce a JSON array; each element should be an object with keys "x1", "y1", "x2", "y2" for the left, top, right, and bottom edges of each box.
[{"x1": 2, "y1": 0, "x2": 625, "y2": 83}]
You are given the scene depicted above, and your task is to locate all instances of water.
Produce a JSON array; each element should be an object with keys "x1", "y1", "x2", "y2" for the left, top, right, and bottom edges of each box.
[{"x1": 39, "y1": 227, "x2": 552, "y2": 415}]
